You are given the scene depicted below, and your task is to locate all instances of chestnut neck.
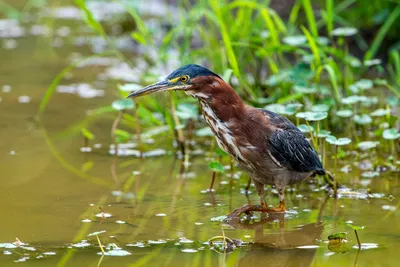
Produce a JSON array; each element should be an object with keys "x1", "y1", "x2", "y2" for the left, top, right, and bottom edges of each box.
[{"x1": 193, "y1": 77, "x2": 245, "y2": 122}]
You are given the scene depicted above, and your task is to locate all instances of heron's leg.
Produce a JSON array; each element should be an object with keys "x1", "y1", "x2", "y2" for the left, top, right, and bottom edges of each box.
[
  {"x1": 226, "y1": 180, "x2": 284, "y2": 221},
  {"x1": 253, "y1": 179, "x2": 267, "y2": 207},
  {"x1": 244, "y1": 177, "x2": 252, "y2": 196},
  {"x1": 273, "y1": 187, "x2": 286, "y2": 212}
]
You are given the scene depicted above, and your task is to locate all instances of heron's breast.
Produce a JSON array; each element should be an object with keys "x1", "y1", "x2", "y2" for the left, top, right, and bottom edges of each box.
[{"x1": 200, "y1": 102, "x2": 256, "y2": 168}]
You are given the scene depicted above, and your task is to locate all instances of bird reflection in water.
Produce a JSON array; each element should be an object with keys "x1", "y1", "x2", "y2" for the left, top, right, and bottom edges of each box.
[{"x1": 225, "y1": 198, "x2": 328, "y2": 267}]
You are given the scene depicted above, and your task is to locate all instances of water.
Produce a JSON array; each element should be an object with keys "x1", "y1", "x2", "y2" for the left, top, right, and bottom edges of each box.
[{"x1": 0, "y1": 1, "x2": 399, "y2": 266}]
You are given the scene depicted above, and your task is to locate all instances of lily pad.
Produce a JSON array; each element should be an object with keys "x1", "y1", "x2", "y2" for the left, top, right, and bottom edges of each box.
[
  {"x1": 196, "y1": 127, "x2": 213, "y2": 137},
  {"x1": 336, "y1": 109, "x2": 353, "y2": 118},
  {"x1": 357, "y1": 141, "x2": 379, "y2": 151},
  {"x1": 176, "y1": 103, "x2": 198, "y2": 120},
  {"x1": 311, "y1": 104, "x2": 330, "y2": 112},
  {"x1": 354, "y1": 114, "x2": 372, "y2": 125},
  {"x1": 283, "y1": 35, "x2": 307, "y2": 46},
  {"x1": 341, "y1": 95, "x2": 367, "y2": 105},
  {"x1": 326, "y1": 135, "x2": 351, "y2": 146},
  {"x1": 87, "y1": 230, "x2": 106, "y2": 237},
  {"x1": 364, "y1": 59, "x2": 382, "y2": 66},
  {"x1": 328, "y1": 232, "x2": 347, "y2": 240},
  {"x1": 293, "y1": 85, "x2": 317, "y2": 94},
  {"x1": 370, "y1": 108, "x2": 390, "y2": 117},
  {"x1": 315, "y1": 130, "x2": 331, "y2": 138},
  {"x1": 112, "y1": 99, "x2": 134, "y2": 111},
  {"x1": 317, "y1": 36, "x2": 329, "y2": 45},
  {"x1": 297, "y1": 124, "x2": 314, "y2": 133},
  {"x1": 361, "y1": 171, "x2": 379, "y2": 178},
  {"x1": 382, "y1": 128, "x2": 400, "y2": 140},
  {"x1": 210, "y1": 215, "x2": 227, "y2": 222},
  {"x1": 296, "y1": 111, "x2": 328, "y2": 121},
  {"x1": 332, "y1": 27, "x2": 358, "y2": 37},
  {"x1": 355, "y1": 79, "x2": 373, "y2": 90},
  {"x1": 99, "y1": 249, "x2": 131, "y2": 256},
  {"x1": 118, "y1": 83, "x2": 142, "y2": 92},
  {"x1": 264, "y1": 104, "x2": 297, "y2": 115},
  {"x1": 346, "y1": 223, "x2": 364, "y2": 231},
  {"x1": 208, "y1": 161, "x2": 225, "y2": 173},
  {"x1": 216, "y1": 148, "x2": 228, "y2": 157}
]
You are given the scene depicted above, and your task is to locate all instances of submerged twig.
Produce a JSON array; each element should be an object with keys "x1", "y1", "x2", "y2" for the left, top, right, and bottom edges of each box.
[{"x1": 111, "y1": 110, "x2": 124, "y2": 156}]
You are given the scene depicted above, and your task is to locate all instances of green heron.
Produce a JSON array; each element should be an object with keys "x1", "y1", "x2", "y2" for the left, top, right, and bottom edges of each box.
[{"x1": 127, "y1": 64, "x2": 326, "y2": 220}]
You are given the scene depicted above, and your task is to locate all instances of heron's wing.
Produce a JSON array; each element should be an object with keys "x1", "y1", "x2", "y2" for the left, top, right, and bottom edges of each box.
[{"x1": 262, "y1": 110, "x2": 324, "y2": 173}]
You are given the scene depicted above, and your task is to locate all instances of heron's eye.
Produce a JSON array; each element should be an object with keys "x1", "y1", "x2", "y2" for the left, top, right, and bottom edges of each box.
[{"x1": 179, "y1": 75, "x2": 189, "y2": 82}]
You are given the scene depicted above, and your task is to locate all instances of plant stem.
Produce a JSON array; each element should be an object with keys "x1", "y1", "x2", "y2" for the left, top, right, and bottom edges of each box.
[
  {"x1": 96, "y1": 235, "x2": 105, "y2": 255},
  {"x1": 133, "y1": 100, "x2": 142, "y2": 156},
  {"x1": 169, "y1": 94, "x2": 185, "y2": 156},
  {"x1": 354, "y1": 230, "x2": 361, "y2": 249},
  {"x1": 334, "y1": 145, "x2": 338, "y2": 197},
  {"x1": 209, "y1": 172, "x2": 216, "y2": 191},
  {"x1": 111, "y1": 110, "x2": 124, "y2": 157}
]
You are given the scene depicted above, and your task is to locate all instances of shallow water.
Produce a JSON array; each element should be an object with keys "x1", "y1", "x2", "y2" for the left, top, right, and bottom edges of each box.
[{"x1": 1, "y1": 1, "x2": 399, "y2": 266}]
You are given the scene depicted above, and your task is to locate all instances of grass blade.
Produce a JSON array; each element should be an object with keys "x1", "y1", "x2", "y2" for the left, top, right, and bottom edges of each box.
[
  {"x1": 74, "y1": 0, "x2": 106, "y2": 39},
  {"x1": 302, "y1": 0, "x2": 318, "y2": 37},
  {"x1": 37, "y1": 51, "x2": 115, "y2": 117},
  {"x1": 325, "y1": 0, "x2": 334, "y2": 35},
  {"x1": 301, "y1": 26, "x2": 321, "y2": 67},
  {"x1": 365, "y1": 5, "x2": 400, "y2": 61}
]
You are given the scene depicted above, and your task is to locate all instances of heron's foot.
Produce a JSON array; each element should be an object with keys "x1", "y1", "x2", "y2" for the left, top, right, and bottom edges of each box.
[
  {"x1": 225, "y1": 203, "x2": 285, "y2": 221},
  {"x1": 269, "y1": 201, "x2": 285, "y2": 212}
]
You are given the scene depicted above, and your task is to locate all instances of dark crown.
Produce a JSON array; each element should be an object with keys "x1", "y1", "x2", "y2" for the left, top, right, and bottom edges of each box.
[{"x1": 167, "y1": 64, "x2": 221, "y2": 80}]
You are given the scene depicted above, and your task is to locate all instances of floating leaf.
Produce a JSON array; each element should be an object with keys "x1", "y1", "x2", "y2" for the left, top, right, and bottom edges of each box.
[
  {"x1": 293, "y1": 85, "x2": 317, "y2": 94},
  {"x1": 357, "y1": 141, "x2": 379, "y2": 151},
  {"x1": 311, "y1": 104, "x2": 330, "y2": 112},
  {"x1": 383, "y1": 128, "x2": 400, "y2": 140},
  {"x1": 317, "y1": 36, "x2": 329, "y2": 45},
  {"x1": 352, "y1": 243, "x2": 379, "y2": 250},
  {"x1": 364, "y1": 59, "x2": 382, "y2": 66},
  {"x1": 196, "y1": 127, "x2": 213, "y2": 137},
  {"x1": 315, "y1": 130, "x2": 331, "y2": 138},
  {"x1": 341, "y1": 95, "x2": 367, "y2": 105},
  {"x1": 99, "y1": 249, "x2": 131, "y2": 256},
  {"x1": 216, "y1": 148, "x2": 228, "y2": 157},
  {"x1": 210, "y1": 215, "x2": 227, "y2": 222},
  {"x1": 328, "y1": 232, "x2": 347, "y2": 240},
  {"x1": 332, "y1": 27, "x2": 358, "y2": 37},
  {"x1": 326, "y1": 135, "x2": 351, "y2": 146},
  {"x1": 297, "y1": 124, "x2": 314, "y2": 133},
  {"x1": 118, "y1": 83, "x2": 142, "y2": 92},
  {"x1": 361, "y1": 171, "x2": 379, "y2": 178},
  {"x1": 336, "y1": 109, "x2": 353, "y2": 118},
  {"x1": 370, "y1": 108, "x2": 390, "y2": 117},
  {"x1": 87, "y1": 230, "x2": 106, "y2": 237},
  {"x1": 346, "y1": 223, "x2": 364, "y2": 231},
  {"x1": 112, "y1": 99, "x2": 134, "y2": 111},
  {"x1": 208, "y1": 161, "x2": 225, "y2": 173},
  {"x1": 222, "y1": 69, "x2": 233, "y2": 81},
  {"x1": 354, "y1": 114, "x2": 372, "y2": 125},
  {"x1": 283, "y1": 35, "x2": 307, "y2": 46},
  {"x1": 264, "y1": 104, "x2": 297, "y2": 115},
  {"x1": 176, "y1": 103, "x2": 198, "y2": 120},
  {"x1": 354, "y1": 79, "x2": 373, "y2": 90},
  {"x1": 305, "y1": 112, "x2": 328, "y2": 121},
  {"x1": 81, "y1": 128, "x2": 94, "y2": 140},
  {"x1": 265, "y1": 104, "x2": 286, "y2": 114},
  {"x1": 296, "y1": 111, "x2": 327, "y2": 121}
]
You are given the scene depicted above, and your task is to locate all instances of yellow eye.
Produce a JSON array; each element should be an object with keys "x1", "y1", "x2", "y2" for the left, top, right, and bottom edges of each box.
[{"x1": 180, "y1": 75, "x2": 189, "y2": 82}]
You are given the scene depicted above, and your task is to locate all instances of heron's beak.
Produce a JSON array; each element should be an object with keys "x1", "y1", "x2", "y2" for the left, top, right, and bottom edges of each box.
[{"x1": 126, "y1": 80, "x2": 171, "y2": 98}]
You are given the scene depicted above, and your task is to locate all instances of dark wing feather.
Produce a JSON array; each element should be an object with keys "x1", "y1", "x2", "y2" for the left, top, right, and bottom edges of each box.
[{"x1": 262, "y1": 110, "x2": 324, "y2": 173}]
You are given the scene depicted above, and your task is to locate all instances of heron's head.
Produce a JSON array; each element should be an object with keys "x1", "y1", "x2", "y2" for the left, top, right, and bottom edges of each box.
[{"x1": 126, "y1": 64, "x2": 222, "y2": 99}]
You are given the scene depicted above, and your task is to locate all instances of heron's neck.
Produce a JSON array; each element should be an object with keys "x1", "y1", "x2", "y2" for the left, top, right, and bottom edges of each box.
[{"x1": 198, "y1": 81, "x2": 245, "y2": 122}]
